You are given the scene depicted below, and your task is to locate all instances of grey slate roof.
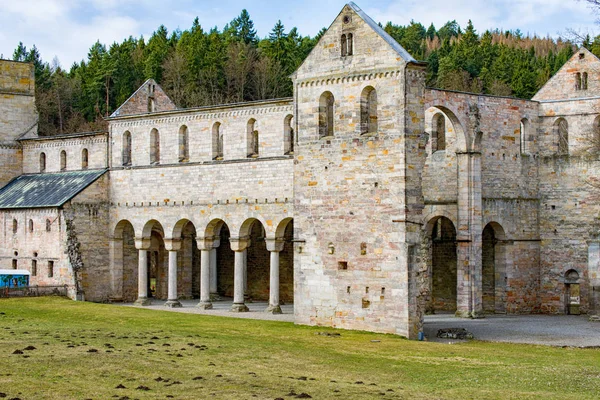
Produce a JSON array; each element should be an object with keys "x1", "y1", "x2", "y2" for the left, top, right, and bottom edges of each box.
[{"x1": 0, "y1": 169, "x2": 107, "y2": 209}]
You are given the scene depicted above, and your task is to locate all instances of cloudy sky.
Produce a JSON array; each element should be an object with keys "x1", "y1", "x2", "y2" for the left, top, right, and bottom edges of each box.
[{"x1": 0, "y1": 0, "x2": 598, "y2": 68}]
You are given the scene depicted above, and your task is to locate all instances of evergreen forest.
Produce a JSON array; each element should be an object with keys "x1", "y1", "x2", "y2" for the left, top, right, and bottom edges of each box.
[{"x1": 6, "y1": 10, "x2": 597, "y2": 136}]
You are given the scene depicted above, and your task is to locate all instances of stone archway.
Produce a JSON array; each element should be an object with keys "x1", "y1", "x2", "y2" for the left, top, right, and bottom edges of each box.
[
  {"x1": 482, "y1": 222, "x2": 508, "y2": 314},
  {"x1": 425, "y1": 216, "x2": 458, "y2": 313},
  {"x1": 112, "y1": 220, "x2": 137, "y2": 302}
]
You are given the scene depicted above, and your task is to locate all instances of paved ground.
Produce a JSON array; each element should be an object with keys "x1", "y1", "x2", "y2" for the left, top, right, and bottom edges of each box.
[
  {"x1": 424, "y1": 313, "x2": 600, "y2": 347},
  {"x1": 121, "y1": 301, "x2": 600, "y2": 347},
  {"x1": 121, "y1": 298, "x2": 295, "y2": 322}
]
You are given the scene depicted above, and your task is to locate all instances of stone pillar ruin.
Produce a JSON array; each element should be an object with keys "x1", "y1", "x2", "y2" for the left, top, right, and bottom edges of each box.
[
  {"x1": 265, "y1": 238, "x2": 285, "y2": 314},
  {"x1": 230, "y1": 237, "x2": 250, "y2": 312},
  {"x1": 164, "y1": 239, "x2": 182, "y2": 308},
  {"x1": 134, "y1": 237, "x2": 151, "y2": 306},
  {"x1": 196, "y1": 236, "x2": 217, "y2": 310},
  {"x1": 209, "y1": 248, "x2": 219, "y2": 300}
]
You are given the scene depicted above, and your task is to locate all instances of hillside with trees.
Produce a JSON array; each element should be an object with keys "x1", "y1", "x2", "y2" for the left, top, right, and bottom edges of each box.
[{"x1": 6, "y1": 10, "x2": 591, "y2": 136}]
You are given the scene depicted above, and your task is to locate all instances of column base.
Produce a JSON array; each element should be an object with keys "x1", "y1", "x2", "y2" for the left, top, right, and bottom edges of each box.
[
  {"x1": 265, "y1": 305, "x2": 282, "y2": 314},
  {"x1": 197, "y1": 301, "x2": 213, "y2": 310},
  {"x1": 134, "y1": 297, "x2": 152, "y2": 306},
  {"x1": 231, "y1": 303, "x2": 249, "y2": 312},
  {"x1": 455, "y1": 310, "x2": 470, "y2": 318},
  {"x1": 210, "y1": 293, "x2": 221, "y2": 301},
  {"x1": 165, "y1": 300, "x2": 182, "y2": 308},
  {"x1": 470, "y1": 311, "x2": 485, "y2": 319}
]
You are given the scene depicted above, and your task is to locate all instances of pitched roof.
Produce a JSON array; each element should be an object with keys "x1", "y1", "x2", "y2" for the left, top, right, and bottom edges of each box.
[
  {"x1": 347, "y1": 2, "x2": 416, "y2": 62},
  {"x1": 0, "y1": 169, "x2": 107, "y2": 209}
]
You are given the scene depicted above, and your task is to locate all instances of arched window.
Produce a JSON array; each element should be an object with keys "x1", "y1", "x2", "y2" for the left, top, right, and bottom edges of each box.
[
  {"x1": 555, "y1": 118, "x2": 569, "y2": 155},
  {"x1": 432, "y1": 113, "x2": 446, "y2": 152},
  {"x1": 178, "y1": 125, "x2": 189, "y2": 162},
  {"x1": 360, "y1": 86, "x2": 377, "y2": 134},
  {"x1": 212, "y1": 122, "x2": 223, "y2": 160},
  {"x1": 341, "y1": 34, "x2": 347, "y2": 57},
  {"x1": 31, "y1": 259, "x2": 37, "y2": 276},
  {"x1": 284, "y1": 114, "x2": 294, "y2": 155},
  {"x1": 347, "y1": 33, "x2": 354, "y2": 56},
  {"x1": 583, "y1": 72, "x2": 589, "y2": 90},
  {"x1": 576, "y1": 72, "x2": 582, "y2": 91},
  {"x1": 122, "y1": 131, "x2": 132, "y2": 166},
  {"x1": 12, "y1": 219, "x2": 18, "y2": 234},
  {"x1": 520, "y1": 118, "x2": 529, "y2": 155},
  {"x1": 39, "y1": 152, "x2": 46, "y2": 173},
  {"x1": 319, "y1": 91, "x2": 334, "y2": 138},
  {"x1": 150, "y1": 128, "x2": 160, "y2": 164},
  {"x1": 46, "y1": 219, "x2": 52, "y2": 232},
  {"x1": 81, "y1": 148, "x2": 88, "y2": 169},
  {"x1": 48, "y1": 261, "x2": 54, "y2": 278},
  {"x1": 247, "y1": 119, "x2": 259, "y2": 157},
  {"x1": 60, "y1": 150, "x2": 67, "y2": 171},
  {"x1": 29, "y1": 219, "x2": 34, "y2": 233}
]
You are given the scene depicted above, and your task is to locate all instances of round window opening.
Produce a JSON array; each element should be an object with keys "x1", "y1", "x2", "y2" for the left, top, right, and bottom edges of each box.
[{"x1": 343, "y1": 15, "x2": 351, "y2": 24}]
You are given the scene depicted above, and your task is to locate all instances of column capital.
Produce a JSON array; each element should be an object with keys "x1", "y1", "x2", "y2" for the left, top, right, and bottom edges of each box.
[
  {"x1": 229, "y1": 236, "x2": 251, "y2": 252},
  {"x1": 197, "y1": 236, "x2": 220, "y2": 251},
  {"x1": 265, "y1": 238, "x2": 285, "y2": 252},
  {"x1": 134, "y1": 237, "x2": 151, "y2": 250},
  {"x1": 164, "y1": 238, "x2": 182, "y2": 251}
]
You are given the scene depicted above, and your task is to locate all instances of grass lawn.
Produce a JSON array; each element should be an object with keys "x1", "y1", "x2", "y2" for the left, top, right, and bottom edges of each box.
[{"x1": 0, "y1": 298, "x2": 599, "y2": 399}]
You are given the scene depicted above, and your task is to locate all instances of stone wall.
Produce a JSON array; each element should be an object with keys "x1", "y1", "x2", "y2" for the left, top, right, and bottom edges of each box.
[
  {"x1": 21, "y1": 133, "x2": 108, "y2": 174},
  {"x1": 0, "y1": 60, "x2": 36, "y2": 142}
]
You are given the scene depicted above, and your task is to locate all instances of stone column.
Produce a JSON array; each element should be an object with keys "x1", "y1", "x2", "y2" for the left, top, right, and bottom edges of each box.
[
  {"x1": 265, "y1": 238, "x2": 285, "y2": 314},
  {"x1": 588, "y1": 239, "x2": 600, "y2": 319},
  {"x1": 230, "y1": 237, "x2": 250, "y2": 312},
  {"x1": 164, "y1": 239, "x2": 182, "y2": 308},
  {"x1": 210, "y1": 248, "x2": 219, "y2": 300},
  {"x1": 196, "y1": 237, "x2": 217, "y2": 309},
  {"x1": 243, "y1": 248, "x2": 249, "y2": 302},
  {"x1": 134, "y1": 237, "x2": 151, "y2": 306},
  {"x1": 456, "y1": 150, "x2": 483, "y2": 319}
]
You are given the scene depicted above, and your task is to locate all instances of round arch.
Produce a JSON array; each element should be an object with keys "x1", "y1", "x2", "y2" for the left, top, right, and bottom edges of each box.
[{"x1": 425, "y1": 105, "x2": 468, "y2": 152}]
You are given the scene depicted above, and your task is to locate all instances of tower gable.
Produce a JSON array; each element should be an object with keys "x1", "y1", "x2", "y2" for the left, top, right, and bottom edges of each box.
[
  {"x1": 110, "y1": 79, "x2": 176, "y2": 117},
  {"x1": 533, "y1": 47, "x2": 600, "y2": 101},
  {"x1": 293, "y1": 2, "x2": 415, "y2": 81}
]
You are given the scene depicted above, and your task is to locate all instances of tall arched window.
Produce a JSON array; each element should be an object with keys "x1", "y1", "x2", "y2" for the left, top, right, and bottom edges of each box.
[
  {"x1": 12, "y1": 219, "x2": 18, "y2": 234},
  {"x1": 432, "y1": 112, "x2": 446, "y2": 152},
  {"x1": 60, "y1": 150, "x2": 67, "y2": 171},
  {"x1": 39, "y1": 152, "x2": 46, "y2": 173},
  {"x1": 583, "y1": 72, "x2": 589, "y2": 90},
  {"x1": 520, "y1": 118, "x2": 529, "y2": 155},
  {"x1": 576, "y1": 72, "x2": 582, "y2": 91},
  {"x1": 46, "y1": 219, "x2": 52, "y2": 232},
  {"x1": 212, "y1": 122, "x2": 223, "y2": 160},
  {"x1": 247, "y1": 119, "x2": 259, "y2": 157},
  {"x1": 284, "y1": 114, "x2": 294, "y2": 155},
  {"x1": 347, "y1": 33, "x2": 354, "y2": 56},
  {"x1": 555, "y1": 118, "x2": 569, "y2": 155},
  {"x1": 341, "y1": 34, "x2": 347, "y2": 57},
  {"x1": 319, "y1": 91, "x2": 334, "y2": 138},
  {"x1": 360, "y1": 86, "x2": 378, "y2": 134},
  {"x1": 150, "y1": 128, "x2": 160, "y2": 164},
  {"x1": 29, "y1": 219, "x2": 34, "y2": 233},
  {"x1": 122, "y1": 131, "x2": 132, "y2": 166},
  {"x1": 81, "y1": 148, "x2": 88, "y2": 169},
  {"x1": 179, "y1": 125, "x2": 189, "y2": 162}
]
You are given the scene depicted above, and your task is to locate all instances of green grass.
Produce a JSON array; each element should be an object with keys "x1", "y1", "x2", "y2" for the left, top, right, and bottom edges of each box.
[{"x1": 0, "y1": 298, "x2": 599, "y2": 399}]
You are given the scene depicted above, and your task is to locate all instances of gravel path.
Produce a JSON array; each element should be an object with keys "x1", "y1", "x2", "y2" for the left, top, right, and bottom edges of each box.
[{"x1": 424, "y1": 313, "x2": 600, "y2": 347}]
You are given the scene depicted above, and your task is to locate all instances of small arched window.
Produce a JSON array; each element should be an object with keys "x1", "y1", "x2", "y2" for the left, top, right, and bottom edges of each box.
[
  {"x1": 576, "y1": 72, "x2": 582, "y2": 91},
  {"x1": 284, "y1": 115, "x2": 294, "y2": 155},
  {"x1": 520, "y1": 118, "x2": 529, "y2": 155},
  {"x1": 81, "y1": 148, "x2": 88, "y2": 169},
  {"x1": 432, "y1": 113, "x2": 446, "y2": 152},
  {"x1": 12, "y1": 219, "x2": 18, "y2": 234},
  {"x1": 341, "y1": 34, "x2": 347, "y2": 57},
  {"x1": 179, "y1": 125, "x2": 189, "y2": 162},
  {"x1": 31, "y1": 259, "x2": 37, "y2": 276},
  {"x1": 319, "y1": 91, "x2": 335, "y2": 138},
  {"x1": 347, "y1": 33, "x2": 354, "y2": 56},
  {"x1": 583, "y1": 72, "x2": 589, "y2": 90},
  {"x1": 29, "y1": 219, "x2": 34, "y2": 233},
  {"x1": 150, "y1": 128, "x2": 160, "y2": 164},
  {"x1": 39, "y1": 152, "x2": 46, "y2": 173},
  {"x1": 555, "y1": 118, "x2": 569, "y2": 155},
  {"x1": 360, "y1": 86, "x2": 377, "y2": 134},
  {"x1": 60, "y1": 150, "x2": 67, "y2": 171},
  {"x1": 46, "y1": 219, "x2": 52, "y2": 232},
  {"x1": 48, "y1": 261, "x2": 54, "y2": 278},
  {"x1": 212, "y1": 122, "x2": 223, "y2": 160},
  {"x1": 247, "y1": 119, "x2": 259, "y2": 158},
  {"x1": 122, "y1": 131, "x2": 132, "y2": 166}
]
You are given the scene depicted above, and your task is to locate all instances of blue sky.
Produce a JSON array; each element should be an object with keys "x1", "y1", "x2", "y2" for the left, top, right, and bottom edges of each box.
[{"x1": 0, "y1": 0, "x2": 598, "y2": 67}]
